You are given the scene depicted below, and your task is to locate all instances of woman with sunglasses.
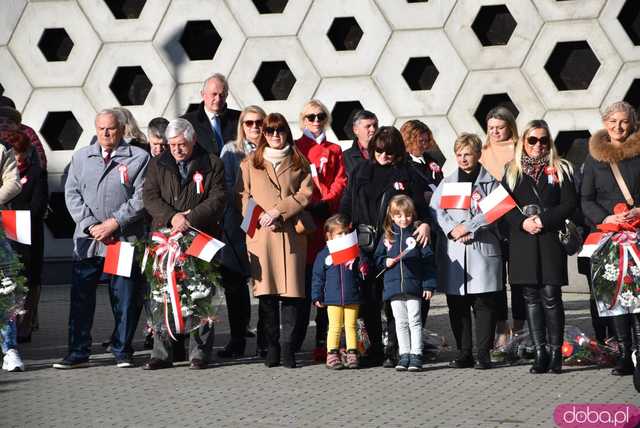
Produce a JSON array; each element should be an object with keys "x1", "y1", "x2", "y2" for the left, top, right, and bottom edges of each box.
[
  {"x1": 480, "y1": 107, "x2": 526, "y2": 354},
  {"x1": 217, "y1": 105, "x2": 267, "y2": 359},
  {"x1": 502, "y1": 120, "x2": 576, "y2": 374},
  {"x1": 236, "y1": 113, "x2": 313, "y2": 368},
  {"x1": 340, "y1": 126, "x2": 431, "y2": 367},
  {"x1": 582, "y1": 101, "x2": 640, "y2": 383},
  {"x1": 292, "y1": 100, "x2": 348, "y2": 361}
]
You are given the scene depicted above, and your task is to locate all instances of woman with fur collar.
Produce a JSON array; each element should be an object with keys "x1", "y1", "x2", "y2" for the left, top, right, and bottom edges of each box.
[{"x1": 581, "y1": 101, "x2": 640, "y2": 382}]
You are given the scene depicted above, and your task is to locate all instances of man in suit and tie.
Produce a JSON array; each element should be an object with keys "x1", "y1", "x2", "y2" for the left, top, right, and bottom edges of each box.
[{"x1": 182, "y1": 73, "x2": 241, "y2": 156}]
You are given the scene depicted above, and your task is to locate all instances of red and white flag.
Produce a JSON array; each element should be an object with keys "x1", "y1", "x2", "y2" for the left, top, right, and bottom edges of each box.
[
  {"x1": 478, "y1": 185, "x2": 518, "y2": 224},
  {"x1": 1, "y1": 210, "x2": 31, "y2": 245},
  {"x1": 103, "y1": 241, "x2": 135, "y2": 278},
  {"x1": 310, "y1": 164, "x2": 321, "y2": 189},
  {"x1": 578, "y1": 232, "x2": 608, "y2": 258},
  {"x1": 241, "y1": 198, "x2": 264, "y2": 238},
  {"x1": 326, "y1": 230, "x2": 360, "y2": 265},
  {"x1": 440, "y1": 182, "x2": 472, "y2": 209},
  {"x1": 186, "y1": 231, "x2": 225, "y2": 262}
]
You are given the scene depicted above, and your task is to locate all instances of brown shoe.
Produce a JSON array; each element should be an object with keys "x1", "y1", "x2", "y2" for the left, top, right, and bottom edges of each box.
[
  {"x1": 189, "y1": 358, "x2": 208, "y2": 370},
  {"x1": 142, "y1": 358, "x2": 173, "y2": 370}
]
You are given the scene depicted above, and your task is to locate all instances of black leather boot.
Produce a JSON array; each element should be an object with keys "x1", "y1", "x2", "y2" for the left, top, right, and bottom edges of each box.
[
  {"x1": 265, "y1": 344, "x2": 280, "y2": 367},
  {"x1": 281, "y1": 342, "x2": 296, "y2": 368},
  {"x1": 611, "y1": 314, "x2": 633, "y2": 376},
  {"x1": 548, "y1": 346, "x2": 562, "y2": 374},
  {"x1": 631, "y1": 314, "x2": 640, "y2": 391},
  {"x1": 217, "y1": 338, "x2": 246, "y2": 358},
  {"x1": 526, "y1": 302, "x2": 549, "y2": 374},
  {"x1": 542, "y1": 286, "x2": 564, "y2": 374}
]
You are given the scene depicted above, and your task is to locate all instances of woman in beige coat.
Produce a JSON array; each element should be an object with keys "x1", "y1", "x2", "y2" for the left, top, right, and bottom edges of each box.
[{"x1": 237, "y1": 113, "x2": 313, "y2": 368}]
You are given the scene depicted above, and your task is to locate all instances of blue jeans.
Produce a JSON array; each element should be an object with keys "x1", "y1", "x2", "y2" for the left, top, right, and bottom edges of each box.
[
  {"x1": 67, "y1": 257, "x2": 143, "y2": 361},
  {"x1": 1, "y1": 319, "x2": 17, "y2": 353}
]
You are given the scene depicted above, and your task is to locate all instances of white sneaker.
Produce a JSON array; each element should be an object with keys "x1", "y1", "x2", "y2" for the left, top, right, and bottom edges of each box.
[{"x1": 2, "y1": 349, "x2": 25, "y2": 372}]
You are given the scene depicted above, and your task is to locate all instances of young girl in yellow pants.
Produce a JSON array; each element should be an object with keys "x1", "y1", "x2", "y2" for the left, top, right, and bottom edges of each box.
[{"x1": 311, "y1": 214, "x2": 367, "y2": 369}]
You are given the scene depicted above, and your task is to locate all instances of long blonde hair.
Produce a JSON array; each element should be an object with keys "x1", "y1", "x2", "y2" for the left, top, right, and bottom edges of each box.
[
  {"x1": 233, "y1": 105, "x2": 266, "y2": 153},
  {"x1": 383, "y1": 195, "x2": 417, "y2": 243},
  {"x1": 113, "y1": 107, "x2": 147, "y2": 144},
  {"x1": 484, "y1": 106, "x2": 519, "y2": 149},
  {"x1": 505, "y1": 120, "x2": 574, "y2": 190}
]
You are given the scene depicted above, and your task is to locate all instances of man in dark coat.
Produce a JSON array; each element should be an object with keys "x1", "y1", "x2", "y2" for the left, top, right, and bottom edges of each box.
[
  {"x1": 142, "y1": 118, "x2": 226, "y2": 370},
  {"x1": 181, "y1": 73, "x2": 240, "y2": 156},
  {"x1": 343, "y1": 110, "x2": 378, "y2": 178}
]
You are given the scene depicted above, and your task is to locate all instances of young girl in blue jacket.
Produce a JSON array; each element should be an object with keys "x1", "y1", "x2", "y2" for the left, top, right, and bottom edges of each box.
[
  {"x1": 312, "y1": 214, "x2": 367, "y2": 369},
  {"x1": 375, "y1": 195, "x2": 437, "y2": 371}
]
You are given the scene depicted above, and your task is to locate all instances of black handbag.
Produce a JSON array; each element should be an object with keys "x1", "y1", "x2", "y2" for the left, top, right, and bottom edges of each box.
[
  {"x1": 356, "y1": 192, "x2": 389, "y2": 253},
  {"x1": 558, "y1": 219, "x2": 582, "y2": 256}
]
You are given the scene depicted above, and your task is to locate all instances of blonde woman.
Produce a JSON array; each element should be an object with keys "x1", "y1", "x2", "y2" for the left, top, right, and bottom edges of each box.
[
  {"x1": 502, "y1": 120, "x2": 576, "y2": 374},
  {"x1": 479, "y1": 107, "x2": 524, "y2": 351},
  {"x1": 292, "y1": 99, "x2": 348, "y2": 359}
]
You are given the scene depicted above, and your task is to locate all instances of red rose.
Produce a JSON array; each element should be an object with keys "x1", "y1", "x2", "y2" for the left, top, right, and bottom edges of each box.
[
  {"x1": 175, "y1": 271, "x2": 187, "y2": 281},
  {"x1": 561, "y1": 341, "x2": 574, "y2": 357},
  {"x1": 624, "y1": 275, "x2": 633, "y2": 285},
  {"x1": 613, "y1": 203, "x2": 630, "y2": 215}
]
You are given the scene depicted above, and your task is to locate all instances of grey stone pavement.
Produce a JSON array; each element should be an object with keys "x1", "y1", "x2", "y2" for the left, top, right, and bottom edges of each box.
[{"x1": 1, "y1": 282, "x2": 638, "y2": 428}]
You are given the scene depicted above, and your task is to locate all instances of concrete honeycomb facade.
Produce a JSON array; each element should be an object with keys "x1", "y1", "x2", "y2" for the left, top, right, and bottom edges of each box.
[{"x1": 0, "y1": 0, "x2": 638, "y2": 259}]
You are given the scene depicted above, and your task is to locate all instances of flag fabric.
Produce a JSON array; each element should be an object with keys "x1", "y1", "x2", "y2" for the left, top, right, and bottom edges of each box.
[
  {"x1": 440, "y1": 182, "x2": 472, "y2": 209},
  {"x1": 310, "y1": 164, "x2": 321, "y2": 189},
  {"x1": 578, "y1": 232, "x2": 608, "y2": 258},
  {"x1": 186, "y1": 232, "x2": 225, "y2": 262},
  {"x1": 1, "y1": 210, "x2": 31, "y2": 245},
  {"x1": 326, "y1": 230, "x2": 360, "y2": 265},
  {"x1": 241, "y1": 198, "x2": 264, "y2": 238},
  {"x1": 103, "y1": 241, "x2": 135, "y2": 278},
  {"x1": 478, "y1": 185, "x2": 518, "y2": 224}
]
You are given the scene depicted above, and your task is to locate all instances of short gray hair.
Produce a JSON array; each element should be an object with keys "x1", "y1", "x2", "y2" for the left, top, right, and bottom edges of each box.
[
  {"x1": 165, "y1": 118, "x2": 196, "y2": 143},
  {"x1": 602, "y1": 101, "x2": 638, "y2": 126},
  {"x1": 202, "y1": 73, "x2": 229, "y2": 95},
  {"x1": 96, "y1": 109, "x2": 125, "y2": 129}
]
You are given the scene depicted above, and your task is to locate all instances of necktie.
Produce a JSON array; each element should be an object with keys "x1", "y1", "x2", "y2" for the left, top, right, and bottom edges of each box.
[
  {"x1": 103, "y1": 150, "x2": 111, "y2": 164},
  {"x1": 211, "y1": 115, "x2": 223, "y2": 151},
  {"x1": 178, "y1": 161, "x2": 189, "y2": 181}
]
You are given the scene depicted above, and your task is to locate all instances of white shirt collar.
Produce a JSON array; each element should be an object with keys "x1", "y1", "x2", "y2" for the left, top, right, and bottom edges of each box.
[
  {"x1": 303, "y1": 128, "x2": 325, "y2": 144},
  {"x1": 410, "y1": 153, "x2": 424, "y2": 164},
  {"x1": 204, "y1": 109, "x2": 219, "y2": 122}
]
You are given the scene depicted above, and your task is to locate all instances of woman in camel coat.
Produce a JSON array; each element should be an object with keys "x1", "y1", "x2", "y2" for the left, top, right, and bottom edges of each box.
[{"x1": 236, "y1": 113, "x2": 313, "y2": 368}]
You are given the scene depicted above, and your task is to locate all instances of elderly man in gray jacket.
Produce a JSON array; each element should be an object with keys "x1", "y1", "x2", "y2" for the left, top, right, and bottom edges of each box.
[{"x1": 54, "y1": 109, "x2": 150, "y2": 369}]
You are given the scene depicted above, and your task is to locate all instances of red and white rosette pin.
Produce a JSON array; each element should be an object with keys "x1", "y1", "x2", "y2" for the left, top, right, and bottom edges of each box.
[
  {"x1": 545, "y1": 166, "x2": 558, "y2": 185},
  {"x1": 118, "y1": 164, "x2": 129, "y2": 185},
  {"x1": 193, "y1": 171, "x2": 204, "y2": 194},
  {"x1": 20, "y1": 176, "x2": 28, "y2": 185},
  {"x1": 429, "y1": 162, "x2": 441, "y2": 180},
  {"x1": 393, "y1": 181, "x2": 405, "y2": 191},
  {"x1": 471, "y1": 190, "x2": 482, "y2": 210}
]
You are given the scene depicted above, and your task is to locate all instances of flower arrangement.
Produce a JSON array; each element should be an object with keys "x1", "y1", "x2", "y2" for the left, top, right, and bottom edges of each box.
[
  {"x1": 140, "y1": 228, "x2": 221, "y2": 339},
  {"x1": 561, "y1": 326, "x2": 617, "y2": 367},
  {"x1": 0, "y1": 231, "x2": 27, "y2": 330}
]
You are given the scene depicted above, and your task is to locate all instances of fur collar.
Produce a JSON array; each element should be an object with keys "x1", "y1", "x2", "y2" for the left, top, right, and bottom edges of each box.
[{"x1": 589, "y1": 129, "x2": 640, "y2": 163}]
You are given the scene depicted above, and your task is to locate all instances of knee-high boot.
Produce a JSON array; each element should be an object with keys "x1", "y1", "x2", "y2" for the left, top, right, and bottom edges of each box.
[
  {"x1": 542, "y1": 287, "x2": 564, "y2": 374},
  {"x1": 611, "y1": 314, "x2": 633, "y2": 376},
  {"x1": 526, "y1": 302, "x2": 549, "y2": 374},
  {"x1": 631, "y1": 314, "x2": 640, "y2": 392}
]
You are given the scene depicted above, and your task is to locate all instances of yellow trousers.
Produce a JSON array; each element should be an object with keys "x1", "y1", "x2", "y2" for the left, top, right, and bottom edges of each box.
[{"x1": 326, "y1": 304, "x2": 359, "y2": 351}]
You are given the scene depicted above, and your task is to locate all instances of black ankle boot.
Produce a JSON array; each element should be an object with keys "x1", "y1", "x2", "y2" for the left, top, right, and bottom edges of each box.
[
  {"x1": 281, "y1": 343, "x2": 296, "y2": 368},
  {"x1": 548, "y1": 346, "x2": 562, "y2": 374},
  {"x1": 526, "y1": 302, "x2": 549, "y2": 374},
  {"x1": 611, "y1": 343, "x2": 634, "y2": 376},
  {"x1": 265, "y1": 345, "x2": 280, "y2": 367}
]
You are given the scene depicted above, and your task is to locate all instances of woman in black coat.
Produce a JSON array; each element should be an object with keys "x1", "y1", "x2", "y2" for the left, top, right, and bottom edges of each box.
[
  {"x1": 581, "y1": 101, "x2": 640, "y2": 378},
  {"x1": 340, "y1": 126, "x2": 431, "y2": 367},
  {"x1": 6, "y1": 131, "x2": 48, "y2": 342},
  {"x1": 502, "y1": 120, "x2": 576, "y2": 374}
]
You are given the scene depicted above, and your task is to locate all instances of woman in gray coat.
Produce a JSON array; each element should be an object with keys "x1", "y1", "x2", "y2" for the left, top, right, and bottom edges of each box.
[{"x1": 431, "y1": 133, "x2": 503, "y2": 370}]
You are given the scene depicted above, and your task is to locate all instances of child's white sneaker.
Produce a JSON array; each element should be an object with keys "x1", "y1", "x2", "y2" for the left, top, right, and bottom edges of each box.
[{"x1": 2, "y1": 349, "x2": 25, "y2": 372}]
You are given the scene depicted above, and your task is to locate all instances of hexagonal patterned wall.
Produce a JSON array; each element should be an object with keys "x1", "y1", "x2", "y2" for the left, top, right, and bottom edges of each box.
[{"x1": 0, "y1": 0, "x2": 636, "y2": 259}]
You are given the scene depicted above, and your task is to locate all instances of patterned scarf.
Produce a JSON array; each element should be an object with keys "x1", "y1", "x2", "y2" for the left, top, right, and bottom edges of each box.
[{"x1": 521, "y1": 152, "x2": 549, "y2": 182}]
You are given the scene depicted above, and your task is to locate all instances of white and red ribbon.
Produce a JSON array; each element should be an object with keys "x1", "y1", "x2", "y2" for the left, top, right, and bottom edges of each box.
[
  {"x1": 118, "y1": 164, "x2": 129, "y2": 185},
  {"x1": 393, "y1": 181, "x2": 405, "y2": 191},
  {"x1": 193, "y1": 171, "x2": 204, "y2": 194},
  {"x1": 610, "y1": 232, "x2": 640, "y2": 309},
  {"x1": 429, "y1": 162, "x2": 441, "y2": 180},
  {"x1": 545, "y1": 166, "x2": 558, "y2": 185}
]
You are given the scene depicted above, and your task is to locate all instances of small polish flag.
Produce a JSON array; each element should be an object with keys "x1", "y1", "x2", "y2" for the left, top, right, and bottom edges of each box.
[
  {"x1": 326, "y1": 230, "x2": 360, "y2": 265},
  {"x1": 1, "y1": 210, "x2": 31, "y2": 245},
  {"x1": 440, "y1": 182, "x2": 472, "y2": 209},
  {"x1": 186, "y1": 231, "x2": 225, "y2": 262},
  {"x1": 103, "y1": 241, "x2": 135, "y2": 278},
  {"x1": 478, "y1": 185, "x2": 518, "y2": 224},
  {"x1": 578, "y1": 232, "x2": 608, "y2": 258},
  {"x1": 241, "y1": 198, "x2": 264, "y2": 238}
]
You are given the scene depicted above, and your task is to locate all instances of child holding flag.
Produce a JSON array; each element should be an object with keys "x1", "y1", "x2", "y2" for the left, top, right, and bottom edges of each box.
[
  {"x1": 375, "y1": 195, "x2": 437, "y2": 371},
  {"x1": 311, "y1": 214, "x2": 366, "y2": 369}
]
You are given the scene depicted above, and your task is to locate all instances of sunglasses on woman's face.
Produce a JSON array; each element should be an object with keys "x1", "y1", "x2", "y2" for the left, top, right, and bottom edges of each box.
[
  {"x1": 374, "y1": 148, "x2": 394, "y2": 156},
  {"x1": 305, "y1": 113, "x2": 327, "y2": 123},
  {"x1": 264, "y1": 126, "x2": 287, "y2": 136},
  {"x1": 526, "y1": 136, "x2": 550, "y2": 146},
  {"x1": 243, "y1": 119, "x2": 263, "y2": 128}
]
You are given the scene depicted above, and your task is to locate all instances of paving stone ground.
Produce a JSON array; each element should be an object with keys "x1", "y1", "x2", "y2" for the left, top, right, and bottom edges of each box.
[{"x1": 1, "y1": 285, "x2": 637, "y2": 427}]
